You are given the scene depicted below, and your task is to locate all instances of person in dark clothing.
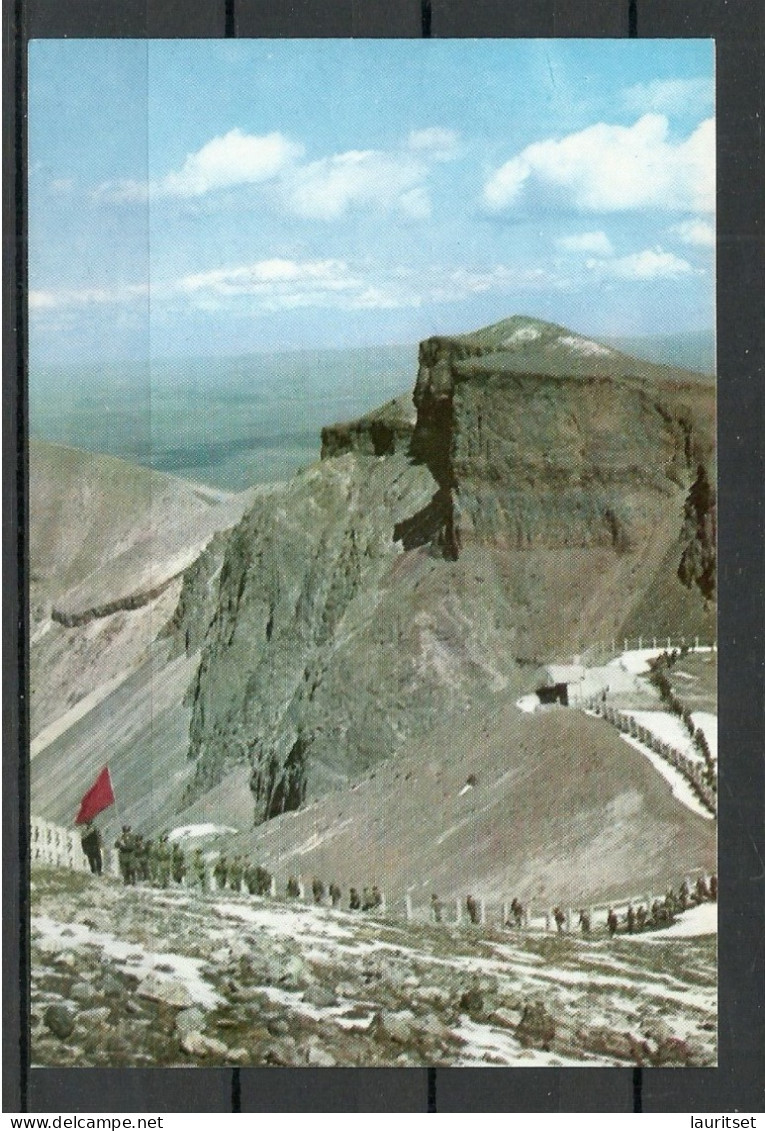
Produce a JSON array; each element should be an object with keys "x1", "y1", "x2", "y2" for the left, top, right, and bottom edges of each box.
[
  {"x1": 115, "y1": 826, "x2": 135, "y2": 885},
  {"x1": 213, "y1": 855, "x2": 229, "y2": 891},
  {"x1": 228, "y1": 855, "x2": 244, "y2": 893},
  {"x1": 329, "y1": 881, "x2": 342, "y2": 907},
  {"x1": 578, "y1": 909, "x2": 591, "y2": 937},
  {"x1": 286, "y1": 875, "x2": 300, "y2": 899},
  {"x1": 466, "y1": 894, "x2": 479, "y2": 925},
  {"x1": 553, "y1": 906, "x2": 566, "y2": 934},
  {"x1": 256, "y1": 865, "x2": 273, "y2": 896},
  {"x1": 171, "y1": 843, "x2": 186, "y2": 886},
  {"x1": 510, "y1": 897, "x2": 524, "y2": 929},
  {"x1": 349, "y1": 887, "x2": 361, "y2": 911},
  {"x1": 80, "y1": 823, "x2": 103, "y2": 875},
  {"x1": 607, "y1": 908, "x2": 618, "y2": 937},
  {"x1": 312, "y1": 877, "x2": 325, "y2": 904}
]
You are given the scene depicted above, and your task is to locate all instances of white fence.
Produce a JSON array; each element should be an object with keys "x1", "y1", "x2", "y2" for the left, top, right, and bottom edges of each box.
[
  {"x1": 30, "y1": 817, "x2": 713, "y2": 939},
  {"x1": 575, "y1": 636, "x2": 717, "y2": 668},
  {"x1": 31, "y1": 816, "x2": 97, "y2": 874}
]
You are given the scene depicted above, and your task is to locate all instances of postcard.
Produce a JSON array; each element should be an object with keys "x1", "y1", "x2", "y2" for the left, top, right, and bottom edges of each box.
[{"x1": 27, "y1": 37, "x2": 717, "y2": 1072}]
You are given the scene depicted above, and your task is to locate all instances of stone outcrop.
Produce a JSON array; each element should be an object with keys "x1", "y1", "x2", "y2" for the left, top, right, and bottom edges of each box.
[{"x1": 184, "y1": 316, "x2": 715, "y2": 819}]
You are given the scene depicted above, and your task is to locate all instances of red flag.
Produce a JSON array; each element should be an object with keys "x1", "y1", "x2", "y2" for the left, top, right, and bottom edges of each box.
[{"x1": 75, "y1": 767, "x2": 115, "y2": 825}]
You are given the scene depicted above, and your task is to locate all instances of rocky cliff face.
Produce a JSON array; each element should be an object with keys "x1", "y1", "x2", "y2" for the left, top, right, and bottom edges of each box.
[{"x1": 182, "y1": 317, "x2": 715, "y2": 821}]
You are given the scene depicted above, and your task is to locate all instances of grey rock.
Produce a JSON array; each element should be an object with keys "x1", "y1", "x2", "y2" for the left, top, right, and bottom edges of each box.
[
  {"x1": 304, "y1": 1041, "x2": 337, "y2": 1067},
  {"x1": 77, "y1": 1007, "x2": 111, "y2": 1025},
  {"x1": 279, "y1": 955, "x2": 308, "y2": 990},
  {"x1": 175, "y1": 1007, "x2": 207, "y2": 1039},
  {"x1": 180, "y1": 1031, "x2": 228, "y2": 1058},
  {"x1": 100, "y1": 972, "x2": 123, "y2": 996},
  {"x1": 516, "y1": 1001, "x2": 556, "y2": 1050},
  {"x1": 137, "y1": 973, "x2": 195, "y2": 1008},
  {"x1": 69, "y1": 982, "x2": 94, "y2": 1004},
  {"x1": 302, "y1": 984, "x2": 338, "y2": 1009},
  {"x1": 375, "y1": 1011, "x2": 413, "y2": 1044},
  {"x1": 267, "y1": 1018, "x2": 290, "y2": 1037},
  {"x1": 459, "y1": 986, "x2": 484, "y2": 1019},
  {"x1": 44, "y1": 1004, "x2": 75, "y2": 1040}
]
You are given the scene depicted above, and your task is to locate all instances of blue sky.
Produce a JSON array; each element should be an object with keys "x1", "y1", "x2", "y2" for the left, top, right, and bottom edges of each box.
[{"x1": 29, "y1": 39, "x2": 715, "y2": 364}]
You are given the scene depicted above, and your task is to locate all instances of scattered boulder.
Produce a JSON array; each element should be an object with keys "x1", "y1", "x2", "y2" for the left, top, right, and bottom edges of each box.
[
  {"x1": 180, "y1": 1030, "x2": 229, "y2": 1058},
  {"x1": 578, "y1": 1025, "x2": 640, "y2": 1063},
  {"x1": 516, "y1": 1001, "x2": 556, "y2": 1050},
  {"x1": 279, "y1": 955, "x2": 309, "y2": 990},
  {"x1": 77, "y1": 1007, "x2": 111, "y2": 1025},
  {"x1": 302, "y1": 984, "x2": 338, "y2": 1009},
  {"x1": 459, "y1": 986, "x2": 484, "y2": 1020},
  {"x1": 374, "y1": 1010, "x2": 414, "y2": 1044},
  {"x1": 137, "y1": 973, "x2": 195, "y2": 1008},
  {"x1": 69, "y1": 982, "x2": 94, "y2": 1005},
  {"x1": 100, "y1": 972, "x2": 124, "y2": 997},
  {"x1": 304, "y1": 1040, "x2": 337, "y2": 1067},
  {"x1": 175, "y1": 1007, "x2": 207, "y2": 1040},
  {"x1": 491, "y1": 1006, "x2": 520, "y2": 1031},
  {"x1": 44, "y1": 1004, "x2": 75, "y2": 1040},
  {"x1": 650, "y1": 1035, "x2": 707, "y2": 1067}
]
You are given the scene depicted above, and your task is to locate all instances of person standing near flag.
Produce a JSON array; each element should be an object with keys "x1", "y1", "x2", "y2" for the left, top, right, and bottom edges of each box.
[
  {"x1": 80, "y1": 822, "x2": 103, "y2": 874},
  {"x1": 75, "y1": 766, "x2": 116, "y2": 877}
]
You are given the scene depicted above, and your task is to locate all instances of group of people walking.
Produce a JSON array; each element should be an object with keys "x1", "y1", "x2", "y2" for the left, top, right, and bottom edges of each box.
[
  {"x1": 564, "y1": 873, "x2": 717, "y2": 939},
  {"x1": 112, "y1": 826, "x2": 190, "y2": 887},
  {"x1": 95, "y1": 824, "x2": 718, "y2": 946},
  {"x1": 286, "y1": 876, "x2": 383, "y2": 913},
  {"x1": 430, "y1": 893, "x2": 525, "y2": 927}
]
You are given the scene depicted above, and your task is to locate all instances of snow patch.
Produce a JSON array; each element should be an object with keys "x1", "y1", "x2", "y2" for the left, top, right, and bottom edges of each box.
[
  {"x1": 639, "y1": 902, "x2": 717, "y2": 940},
  {"x1": 621, "y1": 711, "x2": 705, "y2": 764},
  {"x1": 620, "y1": 735, "x2": 713, "y2": 820},
  {"x1": 557, "y1": 334, "x2": 612, "y2": 358},
  {"x1": 168, "y1": 823, "x2": 238, "y2": 842},
  {"x1": 516, "y1": 694, "x2": 540, "y2": 714},
  {"x1": 31, "y1": 914, "x2": 222, "y2": 1007},
  {"x1": 501, "y1": 326, "x2": 541, "y2": 346}
]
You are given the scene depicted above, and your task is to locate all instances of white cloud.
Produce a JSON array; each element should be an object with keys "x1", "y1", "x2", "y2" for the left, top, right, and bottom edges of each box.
[
  {"x1": 95, "y1": 129, "x2": 302, "y2": 203},
  {"x1": 585, "y1": 246, "x2": 696, "y2": 281},
  {"x1": 621, "y1": 77, "x2": 714, "y2": 116},
  {"x1": 95, "y1": 126, "x2": 456, "y2": 221},
  {"x1": 284, "y1": 149, "x2": 432, "y2": 220},
  {"x1": 29, "y1": 283, "x2": 149, "y2": 310},
  {"x1": 556, "y1": 231, "x2": 614, "y2": 256},
  {"x1": 171, "y1": 258, "x2": 556, "y2": 314},
  {"x1": 670, "y1": 218, "x2": 715, "y2": 248},
  {"x1": 159, "y1": 129, "x2": 301, "y2": 197},
  {"x1": 407, "y1": 127, "x2": 460, "y2": 160},
  {"x1": 178, "y1": 258, "x2": 359, "y2": 307},
  {"x1": 483, "y1": 114, "x2": 714, "y2": 214}
]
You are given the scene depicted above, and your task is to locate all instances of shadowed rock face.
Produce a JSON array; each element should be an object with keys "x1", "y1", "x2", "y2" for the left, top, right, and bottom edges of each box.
[{"x1": 183, "y1": 317, "x2": 715, "y2": 823}]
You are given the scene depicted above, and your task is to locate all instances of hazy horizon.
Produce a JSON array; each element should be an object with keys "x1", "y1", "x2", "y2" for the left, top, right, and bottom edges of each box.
[{"x1": 30, "y1": 40, "x2": 714, "y2": 368}]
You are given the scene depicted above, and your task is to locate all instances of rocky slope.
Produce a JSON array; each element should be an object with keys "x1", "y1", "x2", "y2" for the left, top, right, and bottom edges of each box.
[
  {"x1": 31, "y1": 868, "x2": 716, "y2": 1069},
  {"x1": 183, "y1": 317, "x2": 715, "y2": 818},
  {"x1": 29, "y1": 440, "x2": 257, "y2": 745}
]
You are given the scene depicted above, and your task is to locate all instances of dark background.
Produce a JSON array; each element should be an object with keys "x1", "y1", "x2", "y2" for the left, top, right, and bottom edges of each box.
[{"x1": 5, "y1": 0, "x2": 764, "y2": 1113}]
